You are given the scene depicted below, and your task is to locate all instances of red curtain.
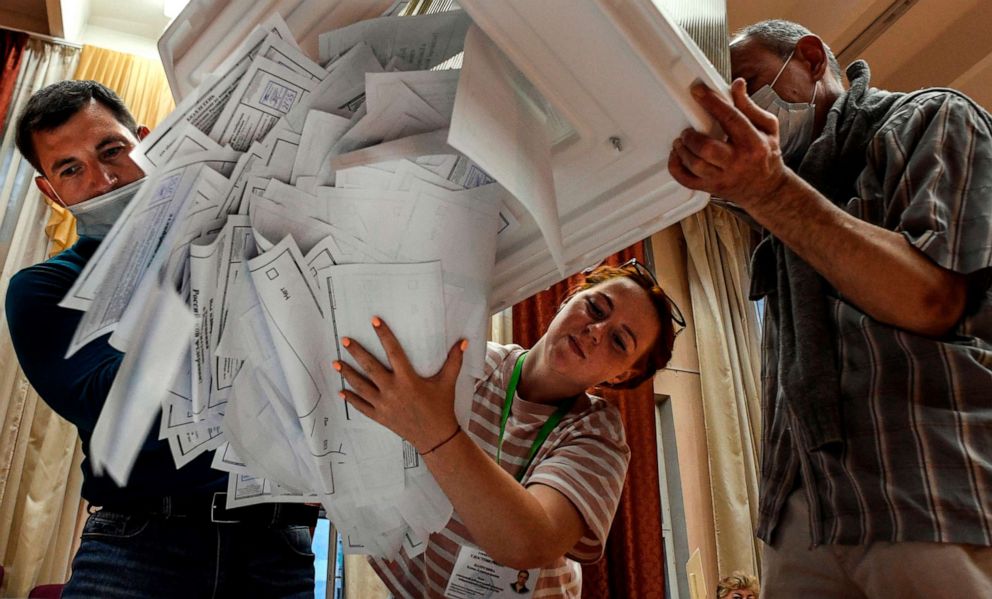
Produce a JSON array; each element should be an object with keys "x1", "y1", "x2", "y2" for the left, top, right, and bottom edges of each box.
[
  {"x1": 512, "y1": 243, "x2": 666, "y2": 598},
  {"x1": 0, "y1": 29, "x2": 29, "y2": 133}
]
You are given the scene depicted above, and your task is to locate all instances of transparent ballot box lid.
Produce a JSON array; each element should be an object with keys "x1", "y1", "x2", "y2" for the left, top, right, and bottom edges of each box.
[{"x1": 158, "y1": 0, "x2": 728, "y2": 312}]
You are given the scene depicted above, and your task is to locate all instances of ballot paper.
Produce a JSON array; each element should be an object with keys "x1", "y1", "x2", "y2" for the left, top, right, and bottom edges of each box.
[
  {"x1": 134, "y1": 16, "x2": 296, "y2": 171},
  {"x1": 59, "y1": 149, "x2": 239, "y2": 326},
  {"x1": 318, "y1": 10, "x2": 472, "y2": 70},
  {"x1": 450, "y1": 25, "x2": 566, "y2": 273},
  {"x1": 71, "y1": 7, "x2": 592, "y2": 561},
  {"x1": 169, "y1": 420, "x2": 225, "y2": 469},
  {"x1": 210, "y1": 57, "x2": 317, "y2": 151},
  {"x1": 211, "y1": 442, "x2": 248, "y2": 473},
  {"x1": 89, "y1": 286, "x2": 194, "y2": 485},
  {"x1": 226, "y1": 473, "x2": 317, "y2": 508},
  {"x1": 246, "y1": 236, "x2": 337, "y2": 425},
  {"x1": 189, "y1": 215, "x2": 255, "y2": 420},
  {"x1": 291, "y1": 110, "x2": 353, "y2": 183},
  {"x1": 61, "y1": 161, "x2": 208, "y2": 355},
  {"x1": 111, "y1": 158, "x2": 238, "y2": 354},
  {"x1": 256, "y1": 35, "x2": 327, "y2": 82},
  {"x1": 365, "y1": 69, "x2": 460, "y2": 124},
  {"x1": 285, "y1": 42, "x2": 382, "y2": 132},
  {"x1": 318, "y1": 260, "x2": 452, "y2": 542}
]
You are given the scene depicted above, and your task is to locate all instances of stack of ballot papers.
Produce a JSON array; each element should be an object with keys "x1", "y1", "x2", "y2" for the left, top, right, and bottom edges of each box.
[{"x1": 58, "y1": 8, "x2": 547, "y2": 559}]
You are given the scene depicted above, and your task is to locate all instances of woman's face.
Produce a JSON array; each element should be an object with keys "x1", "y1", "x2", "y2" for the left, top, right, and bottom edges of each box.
[{"x1": 542, "y1": 277, "x2": 662, "y2": 388}]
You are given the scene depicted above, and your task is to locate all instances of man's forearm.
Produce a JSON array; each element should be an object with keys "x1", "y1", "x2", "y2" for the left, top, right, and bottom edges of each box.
[{"x1": 745, "y1": 172, "x2": 967, "y2": 336}]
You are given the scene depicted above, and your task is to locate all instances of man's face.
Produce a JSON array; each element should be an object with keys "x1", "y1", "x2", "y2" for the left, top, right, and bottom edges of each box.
[
  {"x1": 32, "y1": 99, "x2": 147, "y2": 206},
  {"x1": 730, "y1": 37, "x2": 811, "y2": 104}
]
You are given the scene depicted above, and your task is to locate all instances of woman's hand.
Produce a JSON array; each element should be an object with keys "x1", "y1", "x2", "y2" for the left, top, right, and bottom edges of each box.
[
  {"x1": 338, "y1": 319, "x2": 587, "y2": 568},
  {"x1": 334, "y1": 316, "x2": 466, "y2": 454}
]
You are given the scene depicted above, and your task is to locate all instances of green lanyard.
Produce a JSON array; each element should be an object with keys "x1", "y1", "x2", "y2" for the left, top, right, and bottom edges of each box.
[{"x1": 496, "y1": 351, "x2": 576, "y2": 482}]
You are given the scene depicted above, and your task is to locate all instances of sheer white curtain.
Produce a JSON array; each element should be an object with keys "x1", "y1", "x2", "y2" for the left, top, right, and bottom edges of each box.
[
  {"x1": 681, "y1": 207, "x2": 763, "y2": 578},
  {"x1": 0, "y1": 37, "x2": 82, "y2": 598}
]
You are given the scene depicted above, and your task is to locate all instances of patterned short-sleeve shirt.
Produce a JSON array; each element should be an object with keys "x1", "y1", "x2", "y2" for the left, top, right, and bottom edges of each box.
[{"x1": 757, "y1": 63, "x2": 992, "y2": 547}]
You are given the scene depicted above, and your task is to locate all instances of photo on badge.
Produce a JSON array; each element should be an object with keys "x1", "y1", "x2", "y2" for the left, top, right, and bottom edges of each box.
[{"x1": 444, "y1": 545, "x2": 541, "y2": 598}]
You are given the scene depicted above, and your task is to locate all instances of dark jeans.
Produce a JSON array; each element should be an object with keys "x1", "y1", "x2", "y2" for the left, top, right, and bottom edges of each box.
[{"x1": 62, "y1": 508, "x2": 315, "y2": 598}]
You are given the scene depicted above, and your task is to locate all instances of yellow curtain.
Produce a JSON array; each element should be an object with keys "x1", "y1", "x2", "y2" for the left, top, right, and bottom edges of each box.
[{"x1": 45, "y1": 45, "x2": 175, "y2": 255}]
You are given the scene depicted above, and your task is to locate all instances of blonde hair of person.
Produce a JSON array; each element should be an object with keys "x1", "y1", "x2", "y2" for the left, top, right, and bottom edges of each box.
[{"x1": 716, "y1": 571, "x2": 760, "y2": 598}]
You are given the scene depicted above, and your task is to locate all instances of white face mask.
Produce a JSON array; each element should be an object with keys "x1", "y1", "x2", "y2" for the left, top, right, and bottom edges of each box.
[
  {"x1": 750, "y1": 50, "x2": 818, "y2": 164},
  {"x1": 66, "y1": 178, "x2": 144, "y2": 238}
]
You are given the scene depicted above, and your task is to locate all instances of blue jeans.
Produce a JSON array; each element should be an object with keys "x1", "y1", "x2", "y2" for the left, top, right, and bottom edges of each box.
[{"x1": 62, "y1": 508, "x2": 315, "y2": 598}]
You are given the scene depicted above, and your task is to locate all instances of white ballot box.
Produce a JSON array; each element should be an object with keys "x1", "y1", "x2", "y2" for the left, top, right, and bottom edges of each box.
[
  {"x1": 73, "y1": 0, "x2": 733, "y2": 546},
  {"x1": 159, "y1": 0, "x2": 728, "y2": 313}
]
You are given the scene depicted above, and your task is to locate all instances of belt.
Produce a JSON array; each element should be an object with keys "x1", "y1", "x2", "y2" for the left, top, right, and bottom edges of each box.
[{"x1": 98, "y1": 492, "x2": 319, "y2": 526}]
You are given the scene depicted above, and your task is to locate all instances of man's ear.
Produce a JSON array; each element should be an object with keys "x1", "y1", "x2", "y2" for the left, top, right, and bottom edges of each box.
[
  {"x1": 35, "y1": 176, "x2": 63, "y2": 206},
  {"x1": 795, "y1": 34, "x2": 829, "y2": 82},
  {"x1": 136, "y1": 125, "x2": 150, "y2": 141}
]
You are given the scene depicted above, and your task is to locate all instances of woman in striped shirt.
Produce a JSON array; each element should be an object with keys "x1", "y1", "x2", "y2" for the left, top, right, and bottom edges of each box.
[{"x1": 335, "y1": 262, "x2": 679, "y2": 598}]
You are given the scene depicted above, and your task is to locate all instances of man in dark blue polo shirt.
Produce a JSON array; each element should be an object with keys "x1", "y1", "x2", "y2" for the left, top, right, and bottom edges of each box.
[{"x1": 5, "y1": 80, "x2": 317, "y2": 598}]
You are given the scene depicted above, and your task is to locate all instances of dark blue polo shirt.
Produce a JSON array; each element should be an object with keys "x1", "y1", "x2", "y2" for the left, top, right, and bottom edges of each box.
[{"x1": 5, "y1": 236, "x2": 225, "y2": 505}]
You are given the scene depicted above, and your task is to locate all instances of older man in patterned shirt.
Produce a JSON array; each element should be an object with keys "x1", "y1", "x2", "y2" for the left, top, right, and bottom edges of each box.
[{"x1": 669, "y1": 19, "x2": 992, "y2": 597}]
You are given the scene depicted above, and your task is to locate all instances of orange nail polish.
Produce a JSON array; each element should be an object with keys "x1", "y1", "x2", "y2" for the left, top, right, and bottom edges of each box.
[
  {"x1": 332, "y1": 361, "x2": 342, "y2": 371},
  {"x1": 342, "y1": 338, "x2": 351, "y2": 348},
  {"x1": 338, "y1": 391, "x2": 346, "y2": 399},
  {"x1": 460, "y1": 340, "x2": 469, "y2": 351},
  {"x1": 372, "y1": 316, "x2": 382, "y2": 328}
]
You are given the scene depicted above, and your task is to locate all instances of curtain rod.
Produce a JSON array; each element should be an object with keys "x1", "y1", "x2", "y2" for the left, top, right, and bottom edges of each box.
[{"x1": 1, "y1": 25, "x2": 83, "y2": 49}]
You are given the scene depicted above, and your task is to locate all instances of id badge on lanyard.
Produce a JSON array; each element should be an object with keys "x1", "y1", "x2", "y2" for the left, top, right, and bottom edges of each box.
[{"x1": 444, "y1": 544, "x2": 539, "y2": 598}]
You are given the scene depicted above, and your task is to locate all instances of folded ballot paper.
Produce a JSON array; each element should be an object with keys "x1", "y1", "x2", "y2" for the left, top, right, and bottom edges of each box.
[{"x1": 61, "y1": 1, "x2": 723, "y2": 560}]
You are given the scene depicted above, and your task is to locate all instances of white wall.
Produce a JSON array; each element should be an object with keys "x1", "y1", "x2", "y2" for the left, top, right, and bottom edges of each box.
[
  {"x1": 79, "y1": 24, "x2": 160, "y2": 60},
  {"x1": 60, "y1": 0, "x2": 91, "y2": 42}
]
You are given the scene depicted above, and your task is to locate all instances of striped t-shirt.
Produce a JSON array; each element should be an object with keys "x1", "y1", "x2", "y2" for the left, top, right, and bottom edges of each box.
[{"x1": 370, "y1": 342, "x2": 631, "y2": 598}]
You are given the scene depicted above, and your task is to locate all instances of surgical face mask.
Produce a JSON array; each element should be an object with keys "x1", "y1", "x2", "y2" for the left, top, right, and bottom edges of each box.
[
  {"x1": 750, "y1": 50, "x2": 818, "y2": 163},
  {"x1": 66, "y1": 178, "x2": 144, "y2": 238}
]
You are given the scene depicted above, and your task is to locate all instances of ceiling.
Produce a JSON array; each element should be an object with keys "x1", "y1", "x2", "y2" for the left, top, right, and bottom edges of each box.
[
  {"x1": 728, "y1": 0, "x2": 992, "y2": 109},
  {"x1": 87, "y1": 0, "x2": 173, "y2": 40},
  {"x1": 0, "y1": 0, "x2": 175, "y2": 43},
  {"x1": 1, "y1": 1, "x2": 990, "y2": 109}
]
